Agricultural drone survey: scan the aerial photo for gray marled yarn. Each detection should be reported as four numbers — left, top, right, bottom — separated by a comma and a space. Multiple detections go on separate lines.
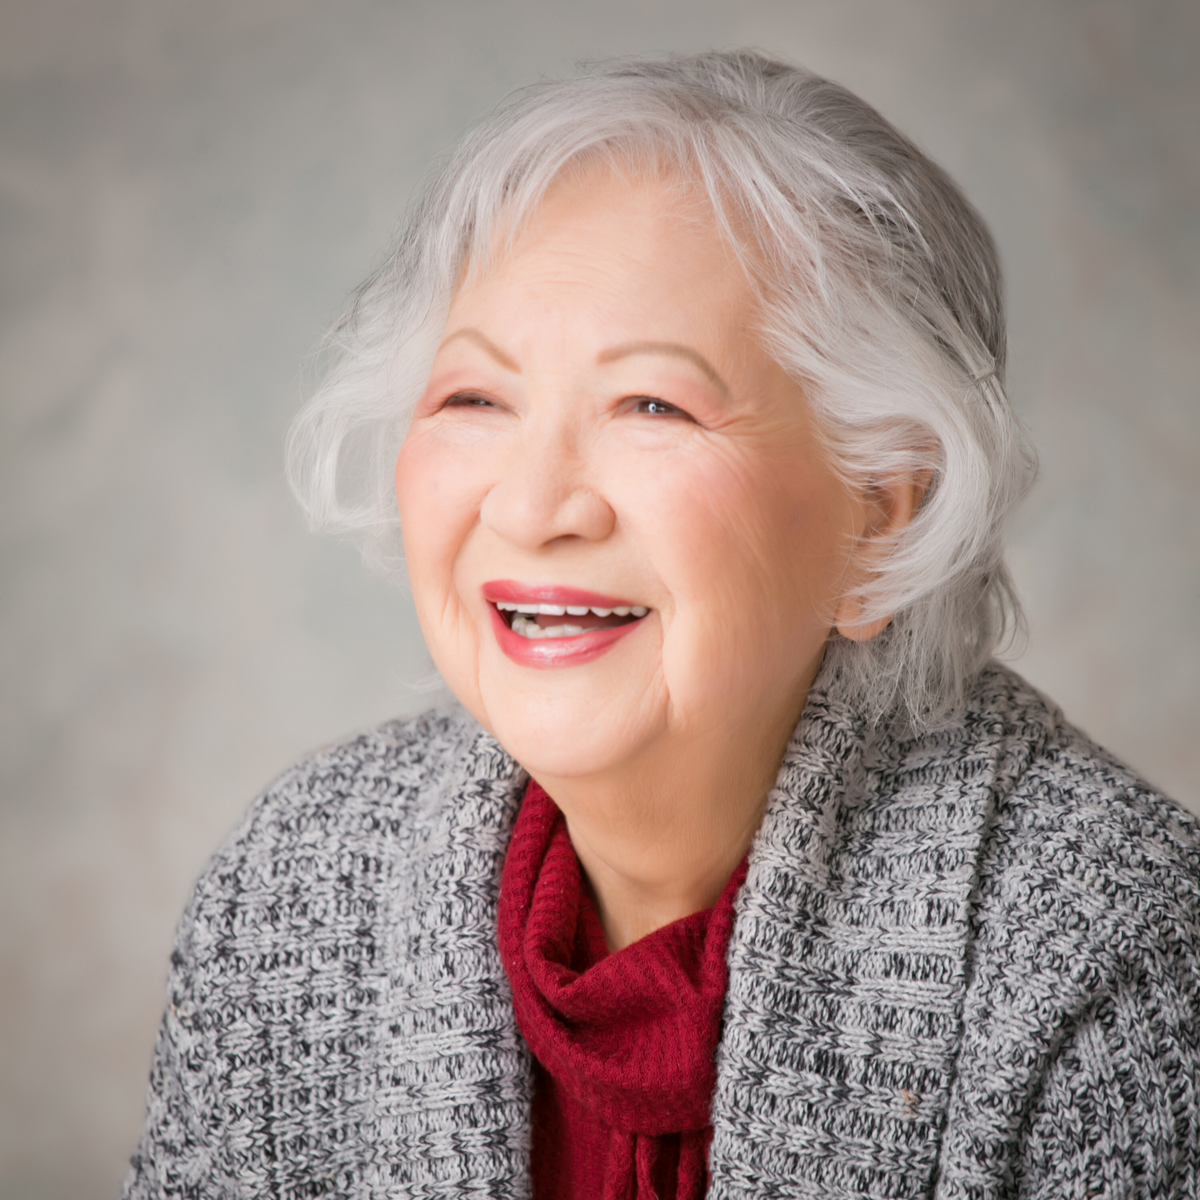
125, 665, 1200, 1199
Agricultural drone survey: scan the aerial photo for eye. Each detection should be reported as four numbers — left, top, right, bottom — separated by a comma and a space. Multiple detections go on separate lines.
444, 391, 496, 409
632, 397, 687, 418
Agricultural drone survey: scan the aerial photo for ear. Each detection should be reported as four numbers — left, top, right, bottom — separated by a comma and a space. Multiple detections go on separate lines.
834, 468, 932, 643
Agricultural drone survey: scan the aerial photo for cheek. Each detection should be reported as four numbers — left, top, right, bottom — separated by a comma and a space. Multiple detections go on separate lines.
395, 430, 492, 717
394, 435, 437, 574
395, 431, 482, 602
395, 425, 465, 517
639, 448, 850, 622
674, 477, 847, 720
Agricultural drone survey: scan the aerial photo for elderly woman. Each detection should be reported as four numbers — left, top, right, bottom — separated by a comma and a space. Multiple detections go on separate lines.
125, 52, 1200, 1200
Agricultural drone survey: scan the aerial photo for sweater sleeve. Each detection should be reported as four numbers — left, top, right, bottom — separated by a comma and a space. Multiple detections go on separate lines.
1015, 954, 1200, 1199
122, 887, 240, 1200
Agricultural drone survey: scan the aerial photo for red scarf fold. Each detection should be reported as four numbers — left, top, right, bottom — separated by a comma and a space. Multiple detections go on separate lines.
498, 780, 747, 1200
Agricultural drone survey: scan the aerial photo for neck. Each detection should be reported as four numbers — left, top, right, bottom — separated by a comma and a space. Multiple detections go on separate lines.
533, 707, 802, 951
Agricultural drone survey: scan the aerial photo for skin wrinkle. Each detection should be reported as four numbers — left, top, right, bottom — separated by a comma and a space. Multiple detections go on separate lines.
396, 162, 923, 949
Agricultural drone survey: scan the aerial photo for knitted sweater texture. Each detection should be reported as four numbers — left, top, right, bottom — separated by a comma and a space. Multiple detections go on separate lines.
124, 664, 1200, 1199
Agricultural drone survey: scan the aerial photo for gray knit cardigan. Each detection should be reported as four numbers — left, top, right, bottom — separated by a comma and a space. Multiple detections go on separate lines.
124, 663, 1200, 1199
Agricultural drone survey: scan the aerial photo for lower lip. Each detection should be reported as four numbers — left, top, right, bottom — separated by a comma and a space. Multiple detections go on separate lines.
488, 605, 642, 668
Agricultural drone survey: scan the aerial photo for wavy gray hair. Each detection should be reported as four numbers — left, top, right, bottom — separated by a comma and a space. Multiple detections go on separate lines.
287, 50, 1036, 728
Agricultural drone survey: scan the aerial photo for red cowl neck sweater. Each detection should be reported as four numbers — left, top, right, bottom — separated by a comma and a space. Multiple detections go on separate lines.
498, 780, 747, 1200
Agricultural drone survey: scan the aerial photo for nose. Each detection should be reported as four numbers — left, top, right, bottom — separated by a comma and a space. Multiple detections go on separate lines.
479, 419, 616, 550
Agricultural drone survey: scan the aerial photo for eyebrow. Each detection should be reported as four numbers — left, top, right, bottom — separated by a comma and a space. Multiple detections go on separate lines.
597, 341, 731, 398
438, 328, 520, 372
438, 330, 731, 399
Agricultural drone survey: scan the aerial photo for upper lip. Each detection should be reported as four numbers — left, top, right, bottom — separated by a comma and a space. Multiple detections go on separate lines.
482, 580, 646, 609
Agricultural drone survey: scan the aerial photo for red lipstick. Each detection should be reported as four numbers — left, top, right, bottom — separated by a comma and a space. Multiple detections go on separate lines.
482, 581, 640, 609
482, 580, 648, 669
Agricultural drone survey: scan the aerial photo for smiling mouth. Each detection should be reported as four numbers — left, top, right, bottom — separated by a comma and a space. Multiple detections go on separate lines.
494, 600, 650, 640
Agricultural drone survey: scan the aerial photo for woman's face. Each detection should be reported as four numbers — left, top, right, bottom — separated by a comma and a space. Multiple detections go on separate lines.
396, 165, 864, 784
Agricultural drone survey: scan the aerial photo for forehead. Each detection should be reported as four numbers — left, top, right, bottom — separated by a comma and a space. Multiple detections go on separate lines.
447, 161, 758, 335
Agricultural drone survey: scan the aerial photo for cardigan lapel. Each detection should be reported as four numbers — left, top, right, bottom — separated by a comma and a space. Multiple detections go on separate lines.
709, 673, 999, 1200
370, 716, 533, 1198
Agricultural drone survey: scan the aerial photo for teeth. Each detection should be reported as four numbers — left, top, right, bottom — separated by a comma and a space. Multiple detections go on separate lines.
511, 614, 586, 640
495, 600, 653, 628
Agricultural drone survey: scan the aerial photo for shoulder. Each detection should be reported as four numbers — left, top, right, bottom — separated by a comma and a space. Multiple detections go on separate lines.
952, 667, 1200, 1081
183, 704, 493, 939
959, 663, 1200, 941
930, 667, 1200, 1191
128, 710, 531, 1195
235, 703, 482, 837
164, 701, 505, 1050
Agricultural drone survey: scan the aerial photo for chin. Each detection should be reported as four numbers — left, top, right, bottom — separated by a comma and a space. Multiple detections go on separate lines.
484, 694, 660, 784
494, 729, 615, 783
469, 639, 661, 778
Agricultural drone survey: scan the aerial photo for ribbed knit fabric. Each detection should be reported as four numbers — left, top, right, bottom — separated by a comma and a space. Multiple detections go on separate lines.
123, 663, 1200, 1199
498, 779, 747, 1200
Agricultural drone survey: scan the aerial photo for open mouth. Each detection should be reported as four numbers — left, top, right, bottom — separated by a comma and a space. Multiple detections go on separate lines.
494, 600, 650, 640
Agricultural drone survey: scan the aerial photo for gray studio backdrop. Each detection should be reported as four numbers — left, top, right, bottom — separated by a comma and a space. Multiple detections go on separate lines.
2, 1, 1197, 1196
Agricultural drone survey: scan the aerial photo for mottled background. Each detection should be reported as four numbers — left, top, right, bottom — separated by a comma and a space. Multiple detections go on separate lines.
1, 1, 1197, 1195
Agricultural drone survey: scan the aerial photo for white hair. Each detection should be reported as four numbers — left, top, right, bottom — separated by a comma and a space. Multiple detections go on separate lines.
287, 50, 1036, 728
